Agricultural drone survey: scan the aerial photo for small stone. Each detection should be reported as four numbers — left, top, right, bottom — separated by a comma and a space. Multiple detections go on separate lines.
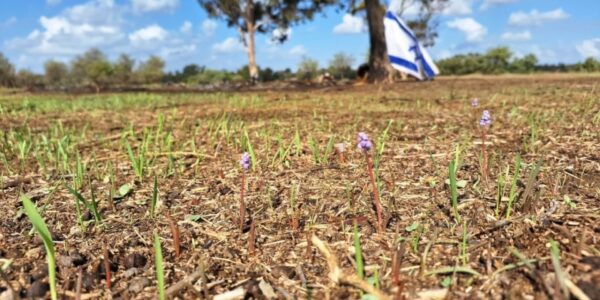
124, 253, 147, 269
82, 273, 96, 291
128, 277, 151, 293
27, 281, 49, 298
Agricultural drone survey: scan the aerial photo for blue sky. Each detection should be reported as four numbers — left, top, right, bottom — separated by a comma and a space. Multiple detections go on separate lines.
1, 0, 599, 73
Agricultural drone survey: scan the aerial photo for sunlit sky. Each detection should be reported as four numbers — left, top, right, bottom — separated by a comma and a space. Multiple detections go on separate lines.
1, 0, 599, 72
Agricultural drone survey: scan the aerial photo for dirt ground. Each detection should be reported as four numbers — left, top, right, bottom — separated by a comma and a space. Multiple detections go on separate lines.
0, 74, 599, 299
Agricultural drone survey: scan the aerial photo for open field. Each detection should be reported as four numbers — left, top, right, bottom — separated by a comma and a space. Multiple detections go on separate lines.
0, 75, 599, 299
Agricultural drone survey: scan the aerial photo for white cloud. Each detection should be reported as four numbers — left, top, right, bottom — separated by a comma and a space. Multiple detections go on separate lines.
390, 0, 472, 17
129, 25, 168, 45
501, 30, 531, 42
131, 0, 179, 13
47, 0, 62, 5
480, 0, 518, 10
333, 14, 366, 34
212, 37, 245, 53
442, 0, 473, 16
271, 28, 292, 43
509, 8, 569, 26
180, 21, 192, 33
201, 19, 217, 36
5, 3, 124, 57
289, 45, 306, 56
447, 18, 487, 42
576, 38, 600, 58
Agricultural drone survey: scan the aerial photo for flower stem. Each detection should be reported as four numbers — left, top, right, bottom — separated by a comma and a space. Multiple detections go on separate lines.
365, 152, 383, 233
239, 171, 246, 232
481, 128, 489, 183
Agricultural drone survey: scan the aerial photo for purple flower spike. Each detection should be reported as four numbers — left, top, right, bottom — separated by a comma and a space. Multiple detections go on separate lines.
357, 132, 373, 151
240, 152, 251, 170
471, 98, 479, 107
479, 110, 492, 127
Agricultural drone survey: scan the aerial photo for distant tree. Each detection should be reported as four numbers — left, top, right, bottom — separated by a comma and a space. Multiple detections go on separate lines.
44, 60, 69, 88
328, 52, 355, 79
0, 52, 16, 87
197, 0, 337, 81
483, 47, 512, 74
297, 57, 319, 80
113, 54, 135, 85
182, 64, 203, 81
71, 48, 113, 92
137, 56, 165, 84
510, 54, 538, 73
581, 57, 600, 72
16, 70, 43, 90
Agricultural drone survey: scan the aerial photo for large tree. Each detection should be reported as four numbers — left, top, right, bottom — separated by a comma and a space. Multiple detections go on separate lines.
44, 60, 69, 88
136, 56, 165, 84
197, 0, 337, 81
351, 0, 447, 82
71, 48, 113, 92
0, 52, 16, 87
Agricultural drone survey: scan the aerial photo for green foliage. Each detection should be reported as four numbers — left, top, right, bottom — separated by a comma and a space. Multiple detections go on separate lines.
21, 196, 57, 300
328, 52, 355, 79
137, 56, 165, 84
438, 47, 535, 75
71, 48, 113, 91
0, 52, 16, 87
113, 54, 135, 85
297, 57, 320, 80
44, 60, 69, 88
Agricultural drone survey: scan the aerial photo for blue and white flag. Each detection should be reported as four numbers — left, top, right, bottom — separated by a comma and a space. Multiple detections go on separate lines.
384, 8, 439, 80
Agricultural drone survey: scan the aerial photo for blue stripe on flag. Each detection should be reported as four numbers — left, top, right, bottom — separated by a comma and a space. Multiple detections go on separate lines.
388, 55, 418, 72
385, 11, 436, 78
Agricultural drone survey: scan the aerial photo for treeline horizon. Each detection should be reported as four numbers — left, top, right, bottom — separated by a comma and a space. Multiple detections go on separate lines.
1, 46, 599, 90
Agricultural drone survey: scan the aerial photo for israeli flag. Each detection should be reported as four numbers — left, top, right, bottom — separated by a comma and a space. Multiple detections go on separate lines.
384, 8, 439, 80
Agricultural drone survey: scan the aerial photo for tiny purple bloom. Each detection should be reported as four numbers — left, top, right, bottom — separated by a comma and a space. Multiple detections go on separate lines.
357, 132, 373, 151
471, 98, 479, 107
479, 110, 492, 127
240, 152, 251, 170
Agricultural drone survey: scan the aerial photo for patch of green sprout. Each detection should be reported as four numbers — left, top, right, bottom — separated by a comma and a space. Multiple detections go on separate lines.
66, 184, 102, 227
124, 135, 147, 182
448, 159, 461, 223
550, 240, 569, 299
21, 196, 58, 300
505, 154, 522, 219
353, 222, 364, 280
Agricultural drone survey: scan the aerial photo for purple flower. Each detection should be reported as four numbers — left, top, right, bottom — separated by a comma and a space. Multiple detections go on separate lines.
471, 98, 479, 107
479, 110, 492, 127
240, 152, 251, 170
357, 132, 373, 151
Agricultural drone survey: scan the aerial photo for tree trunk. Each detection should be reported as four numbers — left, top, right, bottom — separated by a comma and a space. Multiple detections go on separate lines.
365, 0, 392, 82
244, 0, 259, 81
246, 28, 258, 80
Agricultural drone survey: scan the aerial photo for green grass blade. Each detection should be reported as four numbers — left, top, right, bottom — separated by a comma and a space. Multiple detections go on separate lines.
151, 175, 158, 218
353, 223, 364, 279
21, 196, 57, 300
448, 160, 460, 222
154, 233, 165, 300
